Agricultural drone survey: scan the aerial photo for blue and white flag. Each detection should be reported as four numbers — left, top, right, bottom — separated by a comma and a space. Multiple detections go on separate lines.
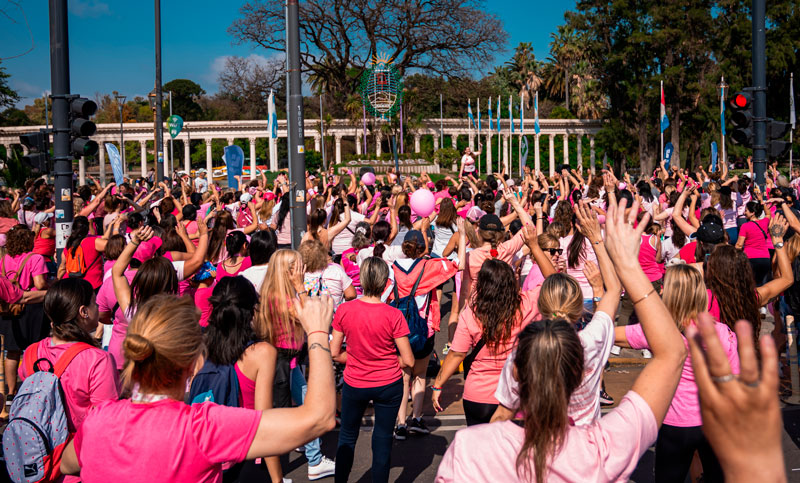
477, 98, 481, 133
268, 90, 278, 139
791, 74, 796, 129
519, 97, 524, 132
660, 81, 670, 132
488, 98, 493, 131
224, 145, 245, 189
711, 141, 718, 172
534, 91, 541, 135
509, 95, 514, 133
496, 96, 501, 133
468, 99, 475, 129
105, 143, 124, 186
664, 142, 674, 170
720, 85, 726, 137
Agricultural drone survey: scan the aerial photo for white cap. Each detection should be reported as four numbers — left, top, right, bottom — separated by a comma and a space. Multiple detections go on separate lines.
240, 193, 253, 203
34, 212, 53, 225
197, 168, 207, 174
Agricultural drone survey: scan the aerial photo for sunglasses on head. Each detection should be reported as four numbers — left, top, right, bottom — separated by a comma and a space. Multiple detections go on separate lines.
545, 248, 563, 255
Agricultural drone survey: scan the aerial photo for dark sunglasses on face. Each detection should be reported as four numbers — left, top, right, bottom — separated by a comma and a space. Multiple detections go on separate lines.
545, 248, 563, 255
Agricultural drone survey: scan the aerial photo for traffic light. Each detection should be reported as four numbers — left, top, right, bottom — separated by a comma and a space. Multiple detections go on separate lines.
69, 97, 98, 157
19, 130, 49, 173
767, 119, 792, 159
729, 90, 754, 147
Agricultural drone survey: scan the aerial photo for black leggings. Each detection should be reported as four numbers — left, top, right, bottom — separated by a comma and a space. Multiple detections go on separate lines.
655, 424, 723, 483
749, 257, 772, 287
462, 399, 498, 426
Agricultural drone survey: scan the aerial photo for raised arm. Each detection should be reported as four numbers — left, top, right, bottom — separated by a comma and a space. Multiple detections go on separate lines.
576, 200, 620, 316
755, 214, 792, 305
672, 187, 698, 237
113, 226, 154, 314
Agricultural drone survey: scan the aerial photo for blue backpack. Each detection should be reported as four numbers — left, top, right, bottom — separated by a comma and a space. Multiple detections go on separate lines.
391, 263, 431, 353
188, 360, 241, 407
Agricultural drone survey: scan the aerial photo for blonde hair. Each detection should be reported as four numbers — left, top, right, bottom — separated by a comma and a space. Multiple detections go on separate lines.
299, 239, 329, 273
394, 191, 408, 208
537, 273, 584, 323
256, 249, 304, 347
122, 294, 203, 393
258, 198, 276, 222
661, 264, 707, 331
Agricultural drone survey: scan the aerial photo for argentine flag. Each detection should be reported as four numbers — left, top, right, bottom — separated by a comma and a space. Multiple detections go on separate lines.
496, 96, 501, 133
660, 83, 670, 133
488, 99, 493, 131
534, 91, 541, 135
468, 99, 475, 129
268, 90, 278, 139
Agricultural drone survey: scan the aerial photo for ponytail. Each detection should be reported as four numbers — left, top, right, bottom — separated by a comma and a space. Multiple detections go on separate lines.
373, 240, 386, 259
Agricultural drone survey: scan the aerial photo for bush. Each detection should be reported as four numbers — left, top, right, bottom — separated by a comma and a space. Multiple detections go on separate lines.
433, 147, 460, 167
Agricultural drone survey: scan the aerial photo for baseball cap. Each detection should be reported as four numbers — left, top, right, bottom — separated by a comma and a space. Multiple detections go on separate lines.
466, 206, 486, 223
34, 212, 53, 225
696, 222, 725, 244
478, 213, 504, 232
403, 230, 425, 246
264, 192, 276, 201
196, 168, 207, 174
240, 193, 253, 203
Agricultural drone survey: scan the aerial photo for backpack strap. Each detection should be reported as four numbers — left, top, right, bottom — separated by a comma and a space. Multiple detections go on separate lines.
23, 340, 42, 376
82, 247, 102, 275
1, 253, 35, 287
408, 262, 427, 299
750, 220, 768, 240
53, 342, 94, 378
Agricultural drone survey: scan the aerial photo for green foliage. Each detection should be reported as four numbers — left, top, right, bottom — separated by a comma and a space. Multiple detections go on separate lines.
433, 147, 460, 167
0, 60, 20, 112
549, 106, 575, 119
1, 149, 31, 188
304, 150, 323, 172
163, 79, 205, 122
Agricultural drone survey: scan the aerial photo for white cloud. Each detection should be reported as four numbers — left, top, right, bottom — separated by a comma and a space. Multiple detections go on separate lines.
204, 53, 285, 90
71, 0, 110, 18
10, 79, 45, 101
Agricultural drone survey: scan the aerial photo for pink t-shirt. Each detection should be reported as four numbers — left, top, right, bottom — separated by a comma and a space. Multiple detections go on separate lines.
464, 231, 526, 294
65, 236, 104, 289
74, 399, 261, 483
215, 257, 252, 281
1, 252, 47, 291
639, 235, 665, 283
332, 299, 409, 388
450, 290, 539, 404
194, 285, 216, 328
19, 338, 119, 432
625, 321, 739, 427
739, 218, 772, 259
435, 391, 657, 483
96, 270, 136, 370
560, 234, 599, 300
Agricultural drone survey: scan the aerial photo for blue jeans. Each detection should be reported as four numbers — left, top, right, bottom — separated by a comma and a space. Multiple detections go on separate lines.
335, 378, 403, 483
291, 366, 322, 466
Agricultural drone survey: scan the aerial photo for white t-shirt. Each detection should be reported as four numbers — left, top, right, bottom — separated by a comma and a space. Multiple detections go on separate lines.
357, 244, 407, 266
172, 260, 186, 281
194, 177, 208, 193
660, 237, 682, 265
303, 264, 353, 307
461, 154, 476, 173
331, 211, 366, 255
494, 310, 614, 426
240, 264, 269, 292
430, 221, 457, 259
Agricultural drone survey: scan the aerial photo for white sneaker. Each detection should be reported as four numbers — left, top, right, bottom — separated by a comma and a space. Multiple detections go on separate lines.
308, 456, 336, 480
642, 349, 653, 359
610, 345, 621, 356
283, 479, 293, 483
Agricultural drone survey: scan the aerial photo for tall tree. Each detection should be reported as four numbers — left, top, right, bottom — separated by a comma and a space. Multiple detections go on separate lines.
228, 0, 507, 101
0, 60, 20, 111
215, 56, 283, 120
505, 42, 543, 108
163, 79, 206, 121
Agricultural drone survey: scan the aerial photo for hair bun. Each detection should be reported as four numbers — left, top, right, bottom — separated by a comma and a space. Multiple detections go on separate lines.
124, 333, 155, 362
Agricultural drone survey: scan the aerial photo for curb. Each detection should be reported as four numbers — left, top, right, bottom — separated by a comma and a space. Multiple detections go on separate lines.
608, 357, 649, 366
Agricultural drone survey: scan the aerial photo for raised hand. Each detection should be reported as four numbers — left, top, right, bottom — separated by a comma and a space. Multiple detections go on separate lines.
603, 197, 648, 265
296, 295, 334, 336
132, 226, 154, 245
575, 200, 602, 243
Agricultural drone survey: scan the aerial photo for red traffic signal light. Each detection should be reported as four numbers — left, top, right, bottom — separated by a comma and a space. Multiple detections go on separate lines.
731, 93, 751, 109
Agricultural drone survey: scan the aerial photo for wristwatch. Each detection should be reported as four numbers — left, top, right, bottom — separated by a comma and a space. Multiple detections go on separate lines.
774, 241, 785, 249
592, 296, 602, 303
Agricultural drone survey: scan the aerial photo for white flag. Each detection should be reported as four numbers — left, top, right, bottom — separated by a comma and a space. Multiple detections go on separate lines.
791, 73, 796, 129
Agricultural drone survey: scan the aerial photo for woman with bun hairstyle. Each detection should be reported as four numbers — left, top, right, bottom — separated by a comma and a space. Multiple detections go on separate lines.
204, 276, 282, 483
18, 279, 118, 437
60, 293, 337, 482
216, 231, 251, 280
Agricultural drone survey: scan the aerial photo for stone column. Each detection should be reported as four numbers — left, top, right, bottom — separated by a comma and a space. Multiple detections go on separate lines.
590, 136, 596, 174
376, 132, 382, 157
205, 139, 213, 176
314, 135, 321, 152
335, 135, 342, 166
227, 138, 235, 146
414, 134, 421, 153
563, 133, 569, 167
451, 134, 458, 150
184, 138, 191, 173
576, 135, 583, 173
432, 134, 439, 151
548, 134, 555, 177
469, 133, 475, 151
355, 133, 362, 155
163, 140, 170, 178
502, 135, 509, 172
534, 134, 541, 174
98, 143, 106, 185
140, 140, 147, 177
486, 133, 492, 175
249, 137, 257, 182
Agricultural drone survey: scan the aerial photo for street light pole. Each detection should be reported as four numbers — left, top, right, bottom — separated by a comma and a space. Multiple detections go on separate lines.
115, 94, 126, 178
169, 90, 173, 176
286, 0, 307, 248
154, 0, 164, 182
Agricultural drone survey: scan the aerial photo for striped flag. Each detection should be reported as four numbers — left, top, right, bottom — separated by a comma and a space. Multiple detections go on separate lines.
720, 84, 726, 136
268, 90, 277, 139
488, 98, 493, 131
468, 99, 475, 129
477, 98, 481, 132
534, 91, 541, 134
791, 74, 796, 129
660, 81, 670, 132
509, 95, 514, 133
519, 96, 524, 132
496, 96, 501, 133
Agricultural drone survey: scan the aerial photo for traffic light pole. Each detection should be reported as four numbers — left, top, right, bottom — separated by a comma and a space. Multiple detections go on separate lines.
49, 0, 73, 260
752, 0, 767, 186
154, 0, 164, 182
286, 0, 307, 248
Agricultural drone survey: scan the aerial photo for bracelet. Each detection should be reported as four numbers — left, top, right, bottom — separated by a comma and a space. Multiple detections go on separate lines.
430, 386, 442, 392
307, 330, 328, 338
632, 288, 656, 306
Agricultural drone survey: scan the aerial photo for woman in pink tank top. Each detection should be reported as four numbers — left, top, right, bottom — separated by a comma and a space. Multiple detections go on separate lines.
204, 276, 281, 482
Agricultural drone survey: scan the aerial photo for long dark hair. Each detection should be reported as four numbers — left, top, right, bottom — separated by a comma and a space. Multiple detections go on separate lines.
208, 211, 235, 262
705, 245, 761, 336
225, 230, 248, 258
44, 278, 99, 346
514, 320, 584, 483
329, 198, 346, 227
130, 257, 179, 311
276, 193, 291, 231
436, 198, 458, 228
206, 276, 259, 365
249, 229, 277, 265
398, 205, 413, 230
307, 209, 327, 240
372, 220, 391, 259
469, 259, 522, 353
66, 216, 90, 256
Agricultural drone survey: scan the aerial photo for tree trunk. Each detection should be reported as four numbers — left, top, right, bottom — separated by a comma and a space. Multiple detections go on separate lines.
565, 69, 570, 112
670, 107, 681, 169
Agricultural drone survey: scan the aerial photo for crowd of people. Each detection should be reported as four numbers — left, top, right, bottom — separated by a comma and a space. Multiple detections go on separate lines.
0, 151, 792, 482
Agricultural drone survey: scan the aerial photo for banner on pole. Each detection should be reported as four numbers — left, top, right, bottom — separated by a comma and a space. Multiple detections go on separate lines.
710, 141, 718, 172
105, 143, 124, 186
167, 115, 184, 139
664, 142, 674, 170
224, 145, 245, 189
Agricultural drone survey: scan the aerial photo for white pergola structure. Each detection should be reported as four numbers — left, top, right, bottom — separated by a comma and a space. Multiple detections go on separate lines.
0, 118, 602, 186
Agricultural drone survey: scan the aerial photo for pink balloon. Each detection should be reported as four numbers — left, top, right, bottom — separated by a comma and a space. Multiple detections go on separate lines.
410, 189, 435, 217
361, 172, 376, 186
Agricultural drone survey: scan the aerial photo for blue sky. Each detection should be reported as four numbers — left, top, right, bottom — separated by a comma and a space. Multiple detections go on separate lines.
1, 0, 574, 107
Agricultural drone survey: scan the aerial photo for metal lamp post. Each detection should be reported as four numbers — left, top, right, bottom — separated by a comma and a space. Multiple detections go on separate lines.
115, 94, 126, 177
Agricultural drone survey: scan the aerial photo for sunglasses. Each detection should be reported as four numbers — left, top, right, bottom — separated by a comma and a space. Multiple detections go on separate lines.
545, 248, 564, 255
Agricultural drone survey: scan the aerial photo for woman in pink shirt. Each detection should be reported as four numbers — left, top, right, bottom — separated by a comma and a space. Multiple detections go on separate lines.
615, 265, 733, 482
60, 294, 338, 483
436, 197, 688, 483
215, 231, 252, 280
331, 257, 415, 483
57, 216, 108, 290
734, 201, 772, 285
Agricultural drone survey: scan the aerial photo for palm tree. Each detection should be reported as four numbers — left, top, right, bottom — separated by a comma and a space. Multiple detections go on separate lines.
505, 42, 543, 108
545, 25, 584, 111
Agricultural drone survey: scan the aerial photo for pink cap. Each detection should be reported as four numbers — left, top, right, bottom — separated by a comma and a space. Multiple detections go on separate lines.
427, 182, 435, 189
264, 192, 276, 201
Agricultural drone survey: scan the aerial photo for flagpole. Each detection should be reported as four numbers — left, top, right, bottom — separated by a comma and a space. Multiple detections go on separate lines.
660, 80, 664, 166
791, 73, 795, 173
477, 98, 481, 175
720, 76, 727, 173
468, 98, 472, 153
